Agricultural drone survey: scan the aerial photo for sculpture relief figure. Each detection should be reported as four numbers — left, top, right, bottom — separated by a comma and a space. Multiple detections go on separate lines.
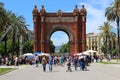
73, 5, 79, 16
40, 5, 46, 16
32, 5, 38, 23
40, 5, 46, 22
73, 5, 79, 21
73, 5, 79, 22
57, 9, 62, 16
80, 5, 87, 22
57, 9, 63, 22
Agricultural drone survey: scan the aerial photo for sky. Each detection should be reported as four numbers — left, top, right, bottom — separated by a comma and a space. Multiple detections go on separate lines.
2, 0, 114, 46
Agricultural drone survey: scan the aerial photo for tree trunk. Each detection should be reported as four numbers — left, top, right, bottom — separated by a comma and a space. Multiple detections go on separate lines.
4, 35, 7, 56
12, 31, 15, 56
17, 36, 20, 56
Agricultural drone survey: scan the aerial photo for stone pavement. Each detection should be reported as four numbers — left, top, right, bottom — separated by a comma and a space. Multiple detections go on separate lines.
0, 65, 28, 69
0, 63, 120, 80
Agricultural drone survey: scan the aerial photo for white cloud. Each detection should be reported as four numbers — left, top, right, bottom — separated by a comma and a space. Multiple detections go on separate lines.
86, 3, 106, 33
79, 0, 113, 34
90, 0, 113, 8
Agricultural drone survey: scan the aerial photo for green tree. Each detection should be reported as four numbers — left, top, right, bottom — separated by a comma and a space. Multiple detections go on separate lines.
0, 10, 12, 56
0, 2, 29, 56
0, 2, 5, 32
98, 22, 116, 56
23, 40, 33, 54
50, 40, 55, 53
6, 12, 29, 56
105, 0, 120, 57
0, 10, 29, 56
0, 42, 5, 56
60, 42, 69, 53
0, 40, 13, 56
14, 15, 29, 55
105, 0, 120, 23
112, 47, 118, 56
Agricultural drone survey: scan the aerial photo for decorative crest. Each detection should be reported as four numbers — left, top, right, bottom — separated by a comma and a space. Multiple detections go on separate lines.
57, 9, 63, 17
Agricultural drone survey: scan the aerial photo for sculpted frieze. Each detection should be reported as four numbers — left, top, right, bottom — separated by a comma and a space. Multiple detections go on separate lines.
45, 17, 74, 22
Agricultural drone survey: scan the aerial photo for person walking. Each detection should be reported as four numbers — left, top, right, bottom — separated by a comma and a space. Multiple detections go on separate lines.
41, 56, 47, 72
80, 57, 85, 71
35, 54, 39, 67
48, 54, 53, 72
14, 56, 19, 66
73, 56, 78, 71
66, 56, 72, 72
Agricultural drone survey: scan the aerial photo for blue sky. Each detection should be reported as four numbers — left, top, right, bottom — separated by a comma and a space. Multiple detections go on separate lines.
2, 0, 114, 46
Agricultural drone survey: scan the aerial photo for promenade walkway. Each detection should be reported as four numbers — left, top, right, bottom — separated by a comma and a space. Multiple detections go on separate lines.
0, 63, 120, 80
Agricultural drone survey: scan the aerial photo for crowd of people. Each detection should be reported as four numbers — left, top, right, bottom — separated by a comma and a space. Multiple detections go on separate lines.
0, 53, 103, 72
0, 55, 33, 66
36, 53, 103, 72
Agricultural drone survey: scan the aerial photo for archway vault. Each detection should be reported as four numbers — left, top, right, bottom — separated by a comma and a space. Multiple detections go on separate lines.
46, 25, 73, 42
32, 5, 87, 55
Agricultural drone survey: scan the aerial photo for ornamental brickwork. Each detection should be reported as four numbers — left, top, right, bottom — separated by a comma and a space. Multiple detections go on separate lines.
32, 5, 87, 55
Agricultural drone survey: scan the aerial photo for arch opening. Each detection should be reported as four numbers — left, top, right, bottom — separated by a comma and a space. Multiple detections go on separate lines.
46, 25, 73, 53
50, 31, 69, 53
46, 25, 73, 42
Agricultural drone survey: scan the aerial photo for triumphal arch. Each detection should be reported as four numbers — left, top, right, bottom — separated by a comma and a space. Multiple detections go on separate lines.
32, 5, 87, 55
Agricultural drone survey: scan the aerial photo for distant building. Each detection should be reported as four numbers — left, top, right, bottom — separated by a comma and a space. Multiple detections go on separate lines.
86, 33, 117, 55
55, 49, 60, 53
86, 33, 102, 54
55, 45, 61, 53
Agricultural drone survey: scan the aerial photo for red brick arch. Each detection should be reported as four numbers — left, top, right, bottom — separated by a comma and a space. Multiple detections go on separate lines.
32, 5, 86, 55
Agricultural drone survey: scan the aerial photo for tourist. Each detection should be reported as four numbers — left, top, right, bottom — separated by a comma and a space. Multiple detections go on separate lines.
73, 56, 78, 71
35, 54, 39, 67
48, 54, 53, 72
79, 57, 85, 71
41, 56, 47, 72
14, 56, 19, 66
66, 56, 72, 72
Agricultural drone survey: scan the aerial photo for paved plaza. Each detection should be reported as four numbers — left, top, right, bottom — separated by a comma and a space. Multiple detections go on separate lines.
0, 63, 120, 80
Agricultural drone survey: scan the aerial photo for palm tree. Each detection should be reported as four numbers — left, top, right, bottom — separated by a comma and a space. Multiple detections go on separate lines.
0, 2, 4, 21
15, 15, 29, 55
0, 2, 29, 56
105, 0, 120, 22
105, 0, 120, 58
0, 10, 29, 56
8, 12, 29, 56
0, 10, 17, 56
98, 22, 116, 56
0, 10, 12, 56
0, 2, 5, 34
